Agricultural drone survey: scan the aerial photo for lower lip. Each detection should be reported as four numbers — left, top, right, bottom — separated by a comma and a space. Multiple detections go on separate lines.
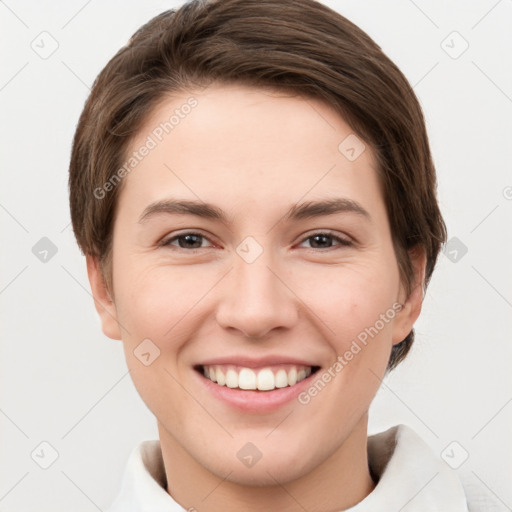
194, 369, 318, 413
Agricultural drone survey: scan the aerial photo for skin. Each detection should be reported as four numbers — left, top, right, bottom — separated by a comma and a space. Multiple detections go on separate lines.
87, 83, 426, 512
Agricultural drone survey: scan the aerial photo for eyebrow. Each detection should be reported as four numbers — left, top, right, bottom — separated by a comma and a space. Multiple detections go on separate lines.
138, 197, 371, 224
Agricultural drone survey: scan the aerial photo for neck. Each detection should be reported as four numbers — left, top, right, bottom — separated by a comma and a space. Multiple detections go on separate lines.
158, 413, 376, 512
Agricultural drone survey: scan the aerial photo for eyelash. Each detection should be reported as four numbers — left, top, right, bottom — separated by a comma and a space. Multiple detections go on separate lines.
160, 231, 353, 252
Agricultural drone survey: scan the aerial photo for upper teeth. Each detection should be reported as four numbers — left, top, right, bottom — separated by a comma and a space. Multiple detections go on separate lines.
202, 365, 312, 391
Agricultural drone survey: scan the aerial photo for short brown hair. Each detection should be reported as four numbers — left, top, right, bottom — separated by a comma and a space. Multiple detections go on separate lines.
68, 0, 447, 371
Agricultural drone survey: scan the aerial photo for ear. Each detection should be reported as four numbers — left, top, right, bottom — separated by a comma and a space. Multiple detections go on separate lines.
392, 246, 427, 345
86, 254, 122, 340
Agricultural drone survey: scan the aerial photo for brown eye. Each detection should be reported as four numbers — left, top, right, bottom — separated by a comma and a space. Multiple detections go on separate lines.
162, 232, 212, 250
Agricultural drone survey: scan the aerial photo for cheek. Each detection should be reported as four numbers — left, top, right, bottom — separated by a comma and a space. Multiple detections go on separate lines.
115, 260, 215, 343
113, 262, 202, 418
298, 265, 399, 430
298, 257, 400, 344
115, 247, 401, 350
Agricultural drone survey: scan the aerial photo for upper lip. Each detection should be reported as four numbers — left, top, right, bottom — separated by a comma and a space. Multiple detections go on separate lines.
195, 355, 320, 369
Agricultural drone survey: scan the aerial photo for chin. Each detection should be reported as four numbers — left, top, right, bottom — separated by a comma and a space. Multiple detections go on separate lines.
224, 461, 310, 487
198, 442, 321, 487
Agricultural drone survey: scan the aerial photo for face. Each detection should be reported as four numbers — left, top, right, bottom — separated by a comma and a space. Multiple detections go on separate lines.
88, 83, 423, 486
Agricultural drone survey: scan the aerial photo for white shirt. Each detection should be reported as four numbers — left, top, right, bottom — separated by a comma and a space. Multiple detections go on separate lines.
105, 424, 491, 511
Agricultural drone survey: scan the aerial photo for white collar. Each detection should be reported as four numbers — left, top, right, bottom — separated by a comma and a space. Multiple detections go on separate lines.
106, 424, 469, 511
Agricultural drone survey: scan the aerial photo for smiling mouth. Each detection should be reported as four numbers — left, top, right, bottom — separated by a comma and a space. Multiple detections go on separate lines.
195, 364, 321, 391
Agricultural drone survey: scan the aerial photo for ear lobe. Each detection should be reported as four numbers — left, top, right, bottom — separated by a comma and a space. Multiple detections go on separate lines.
392, 246, 427, 345
86, 255, 122, 340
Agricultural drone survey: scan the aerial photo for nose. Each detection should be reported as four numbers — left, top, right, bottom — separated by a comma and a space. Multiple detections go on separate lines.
215, 246, 299, 339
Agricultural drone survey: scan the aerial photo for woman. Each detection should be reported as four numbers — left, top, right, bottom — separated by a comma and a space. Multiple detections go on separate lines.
68, 0, 478, 509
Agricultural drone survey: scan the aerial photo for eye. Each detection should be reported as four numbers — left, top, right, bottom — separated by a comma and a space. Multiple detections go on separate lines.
161, 232, 214, 251
160, 230, 353, 252
298, 231, 353, 250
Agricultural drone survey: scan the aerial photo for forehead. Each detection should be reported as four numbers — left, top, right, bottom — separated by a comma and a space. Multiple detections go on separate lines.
117, 83, 382, 219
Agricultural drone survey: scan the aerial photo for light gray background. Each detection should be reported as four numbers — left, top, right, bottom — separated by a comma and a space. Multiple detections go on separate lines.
1, 1, 511, 510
